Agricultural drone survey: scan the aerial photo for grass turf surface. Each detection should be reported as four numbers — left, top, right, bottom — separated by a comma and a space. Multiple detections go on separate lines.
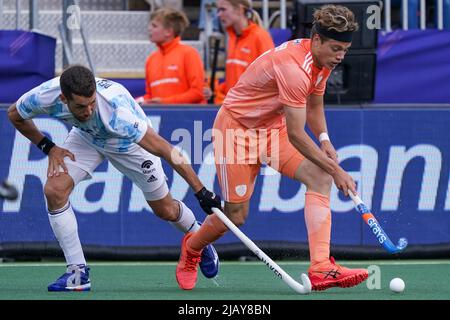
0, 260, 449, 300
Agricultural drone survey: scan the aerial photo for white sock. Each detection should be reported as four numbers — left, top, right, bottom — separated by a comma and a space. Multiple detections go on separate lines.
169, 200, 200, 233
48, 202, 86, 266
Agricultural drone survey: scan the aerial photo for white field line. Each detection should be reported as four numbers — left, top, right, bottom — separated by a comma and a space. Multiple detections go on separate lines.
0, 260, 450, 267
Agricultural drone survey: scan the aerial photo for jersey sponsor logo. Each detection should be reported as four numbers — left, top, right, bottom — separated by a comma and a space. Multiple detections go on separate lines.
141, 160, 153, 168
141, 160, 154, 174
241, 47, 251, 54
167, 65, 178, 71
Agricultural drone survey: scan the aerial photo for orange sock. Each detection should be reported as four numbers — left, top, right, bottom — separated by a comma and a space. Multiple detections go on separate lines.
187, 214, 228, 253
304, 191, 331, 268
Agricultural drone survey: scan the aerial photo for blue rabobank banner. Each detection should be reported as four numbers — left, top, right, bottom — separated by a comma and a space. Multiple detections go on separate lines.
375, 30, 450, 104
0, 107, 449, 248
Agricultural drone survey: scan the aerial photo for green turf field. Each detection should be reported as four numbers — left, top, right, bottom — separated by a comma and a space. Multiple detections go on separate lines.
0, 260, 449, 300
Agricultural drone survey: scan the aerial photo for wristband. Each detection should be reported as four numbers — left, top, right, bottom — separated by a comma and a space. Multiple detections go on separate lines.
319, 132, 330, 143
37, 136, 56, 155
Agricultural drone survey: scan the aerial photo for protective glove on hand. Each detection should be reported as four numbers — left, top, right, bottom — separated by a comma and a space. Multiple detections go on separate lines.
195, 187, 222, 215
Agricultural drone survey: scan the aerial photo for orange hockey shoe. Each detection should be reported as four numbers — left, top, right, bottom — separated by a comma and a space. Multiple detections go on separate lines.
308, 256, 369, 291
176, 233, 202, 290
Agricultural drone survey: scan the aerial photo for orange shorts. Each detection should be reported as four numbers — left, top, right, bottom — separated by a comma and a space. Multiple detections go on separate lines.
213, 108, 305, 203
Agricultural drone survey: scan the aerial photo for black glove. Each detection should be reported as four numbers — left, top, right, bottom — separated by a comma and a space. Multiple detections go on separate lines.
0, 181, 18, 201
195, 187, 222, 215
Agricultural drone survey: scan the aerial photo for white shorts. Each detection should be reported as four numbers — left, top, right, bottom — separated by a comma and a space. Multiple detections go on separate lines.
62, 130, 169, 201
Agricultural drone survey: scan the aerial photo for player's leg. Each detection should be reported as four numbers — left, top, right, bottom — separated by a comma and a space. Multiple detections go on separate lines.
45, 131, 104, 292
104, 146, 220, 280
187, 200, 250, 254
176, 108, 259, 289
293, 158, 333, 267
145, 183, 220, 279
272, 128, 368, 290
294, 160, 368, 290
145, 184, 198, 233
176, 199, 250, 290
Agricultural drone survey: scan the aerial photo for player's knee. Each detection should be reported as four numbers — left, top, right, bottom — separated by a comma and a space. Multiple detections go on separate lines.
224, 206, 247, 227
44, 182, 70, 204
317, 170, 333, 189
232, 216, 247, 227
151, 200, 179, 221
305, 166, 332, 191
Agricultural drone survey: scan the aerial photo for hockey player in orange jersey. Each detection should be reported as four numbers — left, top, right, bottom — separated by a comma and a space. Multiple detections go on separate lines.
177, 4, 369, 291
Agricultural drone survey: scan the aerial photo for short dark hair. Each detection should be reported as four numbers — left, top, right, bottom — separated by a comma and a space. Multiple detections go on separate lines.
60, 65, 96, 100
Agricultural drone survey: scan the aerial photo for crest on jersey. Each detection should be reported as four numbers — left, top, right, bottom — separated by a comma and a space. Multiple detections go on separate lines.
235, 185, 247, 197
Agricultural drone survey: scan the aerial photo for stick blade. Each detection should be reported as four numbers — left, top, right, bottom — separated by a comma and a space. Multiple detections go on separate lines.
301, 273, 312, 293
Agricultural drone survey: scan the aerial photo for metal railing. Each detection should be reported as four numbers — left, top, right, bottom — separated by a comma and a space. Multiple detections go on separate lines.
261, 0, 287, 29
0, 0, 39, 30
378, 0, 449, 31
0, 0, 3, 29
60, 0, 96, 73
1, 0, 96, 73
385, 0, 448, 31
259, 0, 449, 31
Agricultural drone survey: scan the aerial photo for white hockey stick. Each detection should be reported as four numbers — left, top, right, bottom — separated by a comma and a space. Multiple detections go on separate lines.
212, 208, 312, 295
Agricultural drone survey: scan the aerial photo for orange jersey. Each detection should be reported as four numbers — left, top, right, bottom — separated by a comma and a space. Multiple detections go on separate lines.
144, 37, 206, 104
222, 39, 331, 129
219, 22, 274, 98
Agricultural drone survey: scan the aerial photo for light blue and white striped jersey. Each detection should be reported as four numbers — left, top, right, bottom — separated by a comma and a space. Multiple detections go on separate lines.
16, 77, 151, 153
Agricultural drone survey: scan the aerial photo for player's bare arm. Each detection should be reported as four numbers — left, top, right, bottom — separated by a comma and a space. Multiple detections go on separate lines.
8, 103, 45, 144
138, 126, 204, 193
284, 105, 355, 196
306, 94, 338, 162
285, 105, 336, 174
7, 103, 75, 177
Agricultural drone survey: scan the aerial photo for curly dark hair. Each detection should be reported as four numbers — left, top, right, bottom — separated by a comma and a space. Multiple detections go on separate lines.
311, 4, 359, 41
60, 65, 96, 100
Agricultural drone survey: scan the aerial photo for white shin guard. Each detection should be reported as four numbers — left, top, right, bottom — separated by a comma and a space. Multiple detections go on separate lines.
48, 202, 86, 266
169, 200, 200, 233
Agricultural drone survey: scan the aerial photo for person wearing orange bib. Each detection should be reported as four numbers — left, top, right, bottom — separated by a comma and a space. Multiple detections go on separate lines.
136, 8, 206, 105
207, 0, 274, 104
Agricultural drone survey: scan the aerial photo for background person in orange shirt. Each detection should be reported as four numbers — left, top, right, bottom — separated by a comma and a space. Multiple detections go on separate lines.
136, 8, 206, 105
176, 4, 370, 292
205, 0, 275, 104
